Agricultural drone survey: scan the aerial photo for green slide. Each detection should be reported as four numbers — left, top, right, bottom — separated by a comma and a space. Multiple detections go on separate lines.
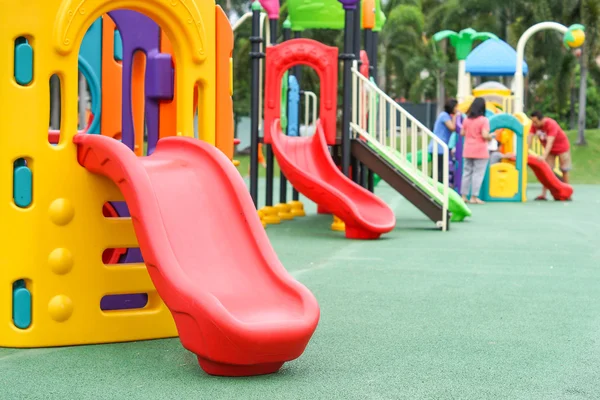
373, 150, 429, 186
368, 143, 472, 222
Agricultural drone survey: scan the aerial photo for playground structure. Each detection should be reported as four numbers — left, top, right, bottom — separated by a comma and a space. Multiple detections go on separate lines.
4, 0, 581, 381
246, 0, 388, 222
437, 26, 582, 202
244, 0, 475, 231
2, 0, 321, 377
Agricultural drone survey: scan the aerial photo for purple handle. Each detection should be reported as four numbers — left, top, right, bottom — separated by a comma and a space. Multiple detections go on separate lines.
337, 0, 359, 10
145, 51, 174, 155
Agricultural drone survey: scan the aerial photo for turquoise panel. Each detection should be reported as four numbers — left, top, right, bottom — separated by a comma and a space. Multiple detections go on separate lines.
114, 30, 123, 61
14, 38, 33, 85
13, 280, 32, 330
13, 161, 32, 208
80, 19, 103, 133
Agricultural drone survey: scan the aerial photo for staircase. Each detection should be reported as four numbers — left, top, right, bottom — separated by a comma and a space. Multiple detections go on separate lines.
350, 61, 451, 231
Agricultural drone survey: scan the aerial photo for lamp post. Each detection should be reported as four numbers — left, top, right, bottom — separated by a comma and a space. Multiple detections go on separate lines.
513, 23, 585, 114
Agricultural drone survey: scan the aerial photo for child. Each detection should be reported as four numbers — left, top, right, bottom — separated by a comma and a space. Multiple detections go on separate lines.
460, 97, 493, 204
488, 136, 515, 165
528, 111, 572, 200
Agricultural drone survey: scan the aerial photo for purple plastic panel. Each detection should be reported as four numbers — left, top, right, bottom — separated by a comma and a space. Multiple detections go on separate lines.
454, 114, 464, 193
101, 11, 175, 311
108, 10, 161, 153
107, 10, 157, 267
111, 202, 143, 264
101, 294, 148, 311
337, 0, 359, 10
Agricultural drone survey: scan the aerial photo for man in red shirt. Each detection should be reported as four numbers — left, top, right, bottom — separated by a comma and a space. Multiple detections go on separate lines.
528, 111, 572, 200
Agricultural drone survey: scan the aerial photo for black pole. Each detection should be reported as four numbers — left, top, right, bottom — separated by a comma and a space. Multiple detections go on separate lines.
249, 4, 263, 207
340, 9, 355, 178
364, 29, 373, 76
278, 22, 291, 205
354, 1, 362, 69
352, 3, 364, 186
371, 32, 378, 84
292, 31, 302, 201
264, 19, 278, 208
367, 30, 377, 191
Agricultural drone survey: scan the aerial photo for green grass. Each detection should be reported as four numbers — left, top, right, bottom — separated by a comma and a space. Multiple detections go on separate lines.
564, 129, 600, 184
234, 153, 281, 178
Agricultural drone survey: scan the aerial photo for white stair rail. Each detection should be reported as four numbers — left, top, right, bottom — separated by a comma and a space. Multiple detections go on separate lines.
303, 91, 318, 132
231, 11, 253, 32
350, 61, 449, 231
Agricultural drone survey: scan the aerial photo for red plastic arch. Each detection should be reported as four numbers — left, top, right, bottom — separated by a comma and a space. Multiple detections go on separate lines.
264, 39, 338, 145
360, 50, 370, 78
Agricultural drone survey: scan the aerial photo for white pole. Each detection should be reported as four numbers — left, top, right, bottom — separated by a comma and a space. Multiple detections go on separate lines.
514, 22, 568, 114
465, 72, 472, 98
457, 60, 467, 102
231, 12, 253, 31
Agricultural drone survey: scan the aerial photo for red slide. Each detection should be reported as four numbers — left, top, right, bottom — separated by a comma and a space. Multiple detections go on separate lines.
74, 134, 320, 377
527, 155, 573, 201
270, 120, 396, 239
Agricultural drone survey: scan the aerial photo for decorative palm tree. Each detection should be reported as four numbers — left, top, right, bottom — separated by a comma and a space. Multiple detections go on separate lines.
433, 28, 498, 101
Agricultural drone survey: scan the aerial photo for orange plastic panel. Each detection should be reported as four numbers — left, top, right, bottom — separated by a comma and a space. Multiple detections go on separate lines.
101, 15, 123, 140
132, 51, 147, 155
215, 6, 234, 159
362, 0, 375, 30
159, 32, 200, 140
159, 32, 177, 139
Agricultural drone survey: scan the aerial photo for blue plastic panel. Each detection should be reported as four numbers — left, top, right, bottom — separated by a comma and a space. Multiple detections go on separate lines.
287, 76, 300, 136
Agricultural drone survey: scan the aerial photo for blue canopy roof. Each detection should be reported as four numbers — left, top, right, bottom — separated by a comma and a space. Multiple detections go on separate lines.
466, 39, 528, 77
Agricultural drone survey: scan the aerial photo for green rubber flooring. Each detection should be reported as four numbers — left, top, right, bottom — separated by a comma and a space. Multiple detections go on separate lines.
2, 183, 600, 399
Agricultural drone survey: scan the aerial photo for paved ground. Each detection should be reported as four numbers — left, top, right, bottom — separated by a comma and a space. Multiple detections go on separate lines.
2, 183, 600, 399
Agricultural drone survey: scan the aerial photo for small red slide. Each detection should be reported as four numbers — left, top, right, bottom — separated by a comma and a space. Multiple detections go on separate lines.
74, 134, 320, 376
527, 155, 573, 201
270, 120, 396, 239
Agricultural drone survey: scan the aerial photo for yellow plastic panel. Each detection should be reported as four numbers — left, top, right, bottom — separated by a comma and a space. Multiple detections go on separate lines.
0, 0, 217, 348
488, 164, 519, 199
52, 0, 216, 144
472, 88, 512, 97
514, 112, 532, 201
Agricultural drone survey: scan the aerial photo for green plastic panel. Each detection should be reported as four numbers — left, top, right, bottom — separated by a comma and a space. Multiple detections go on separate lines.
287, 0, 386, 31
368, 142, 472, 222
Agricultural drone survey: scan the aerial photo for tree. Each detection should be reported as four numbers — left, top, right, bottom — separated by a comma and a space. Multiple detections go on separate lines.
576, 1, 600, 144
432, 28, 498, 100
